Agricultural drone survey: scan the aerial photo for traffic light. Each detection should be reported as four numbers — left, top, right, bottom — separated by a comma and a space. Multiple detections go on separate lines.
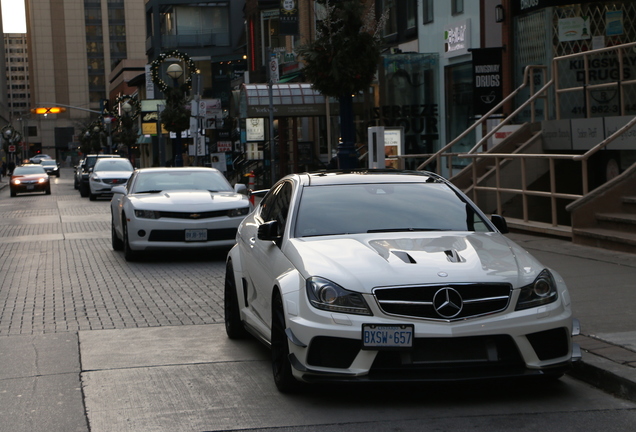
31, 107, 67, 114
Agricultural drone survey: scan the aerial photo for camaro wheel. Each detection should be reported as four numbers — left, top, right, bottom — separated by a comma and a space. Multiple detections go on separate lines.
111, 216, 124, 251
45, 188, 51, 195
224, 261, 249, 339
271, 291, 301, 393
123, 220, 140, 262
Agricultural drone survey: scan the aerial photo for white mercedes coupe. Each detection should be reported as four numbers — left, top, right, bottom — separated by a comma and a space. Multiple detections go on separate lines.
224, 170, 581, 392
111, 167, 250, 261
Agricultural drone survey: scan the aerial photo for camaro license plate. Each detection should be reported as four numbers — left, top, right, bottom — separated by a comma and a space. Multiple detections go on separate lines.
185, 229, 207, 242
27, 185, 35, 190
362, 324, 414, 349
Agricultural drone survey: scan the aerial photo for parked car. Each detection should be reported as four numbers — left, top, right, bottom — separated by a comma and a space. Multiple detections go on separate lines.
224, 170, 580, 392
111, 167, 250, 261
40, 159, 60, 177
10, 164, 51, 197
74, 159, 85, 189
29, 154, 53, 164
78, 154, 120, 197
88, 158, 134, 200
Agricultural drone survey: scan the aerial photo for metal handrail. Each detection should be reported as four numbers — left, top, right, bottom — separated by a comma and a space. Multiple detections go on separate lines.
415, 65, 549, 171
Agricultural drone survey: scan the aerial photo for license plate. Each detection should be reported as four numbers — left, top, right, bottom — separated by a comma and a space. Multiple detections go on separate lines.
27, 185, 35, 190
185, 229, 207, 241
362, 324, 414, 349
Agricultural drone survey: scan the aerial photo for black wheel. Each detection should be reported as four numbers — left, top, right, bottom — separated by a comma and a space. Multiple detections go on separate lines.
123, 220, 140, 261
89, 193, 96, 201
224, 261, 249, 339
111, 216, 124, 251
271, 291, 302, 393
10, 190, 16, 197
79, 183, 89, 197
45, 188, 51, 195
74, 178, 79, 189
56, 173, 60, 178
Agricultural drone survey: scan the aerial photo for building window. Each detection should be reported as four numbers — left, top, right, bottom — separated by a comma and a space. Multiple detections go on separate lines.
423, 0, 433, 24
406, 0, 417, 30
452, 0, 464, 15
381, 0, 398, 37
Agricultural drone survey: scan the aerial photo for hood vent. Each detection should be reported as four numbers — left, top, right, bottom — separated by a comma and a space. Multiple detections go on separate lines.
392, 251, 417, 264
444, 249, 465, 263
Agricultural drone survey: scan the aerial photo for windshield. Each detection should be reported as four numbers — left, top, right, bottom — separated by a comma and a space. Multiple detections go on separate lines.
14, 166, 46, 175
132, 170, 233, 193
294, 183, 491, 237
41, 160, 56, 166
94, 159, 133, 172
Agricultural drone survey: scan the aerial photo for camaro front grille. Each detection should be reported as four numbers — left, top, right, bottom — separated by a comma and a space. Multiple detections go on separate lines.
156, 210, 232, 219
373, 284, 512, 321
148, 228, 237, 242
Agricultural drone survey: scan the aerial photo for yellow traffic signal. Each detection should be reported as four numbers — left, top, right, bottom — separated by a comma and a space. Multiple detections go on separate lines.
31, 107, 67, 115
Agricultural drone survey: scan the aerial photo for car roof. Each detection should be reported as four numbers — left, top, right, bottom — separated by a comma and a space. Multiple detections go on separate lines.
298, 170, 444, 186
135, 167, 222, 174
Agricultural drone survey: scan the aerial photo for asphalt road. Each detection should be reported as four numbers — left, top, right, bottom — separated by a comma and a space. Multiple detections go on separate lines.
1, 168, 635, 432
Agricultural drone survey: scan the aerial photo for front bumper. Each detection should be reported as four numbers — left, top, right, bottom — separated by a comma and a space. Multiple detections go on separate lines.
126, 216, 242, 251
282, 290, 580, 383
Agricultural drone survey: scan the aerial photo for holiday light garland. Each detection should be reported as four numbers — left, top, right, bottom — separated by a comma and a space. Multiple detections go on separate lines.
113, 95, 141, 121
150, 50, 197, 93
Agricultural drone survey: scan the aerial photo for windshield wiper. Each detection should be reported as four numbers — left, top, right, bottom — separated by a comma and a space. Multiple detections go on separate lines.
135, 190, 163, 194
367, 228, 444, 233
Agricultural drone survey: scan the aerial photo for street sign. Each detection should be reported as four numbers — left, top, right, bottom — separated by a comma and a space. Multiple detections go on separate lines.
8, 145, 16, 153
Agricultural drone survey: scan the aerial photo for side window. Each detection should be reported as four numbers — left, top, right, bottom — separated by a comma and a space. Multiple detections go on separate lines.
259, 181, 293, 236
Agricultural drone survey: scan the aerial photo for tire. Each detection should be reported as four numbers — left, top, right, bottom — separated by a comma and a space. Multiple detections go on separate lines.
123, 220, 140, 261
74, 178, 79, 190
45, 188, 51, 195
56, 173, 60, 178
79, 183, 89, 197
111, 216, 124, 251
10, 190, 16, 197
271, 291, 302, 393
224, 261, 249, 339
89, 193, 97, 201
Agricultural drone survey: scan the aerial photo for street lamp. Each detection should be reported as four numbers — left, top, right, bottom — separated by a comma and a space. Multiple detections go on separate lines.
166, 63, 184, 167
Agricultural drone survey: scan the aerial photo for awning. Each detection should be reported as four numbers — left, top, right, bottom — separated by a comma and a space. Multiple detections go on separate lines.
240, 83, 327, 118
136, 135, 152, 144
278, 71, 302, 83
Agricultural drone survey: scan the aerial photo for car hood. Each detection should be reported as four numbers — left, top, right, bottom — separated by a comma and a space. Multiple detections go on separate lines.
129, 190, 249, 210
12, 174, 48, 181
93, 171, 133, 178
286, 232, 545, 292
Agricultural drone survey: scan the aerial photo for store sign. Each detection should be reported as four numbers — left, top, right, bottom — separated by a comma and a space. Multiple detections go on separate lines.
472, 48, 504, 116
246, 118, 265, 141
558, 17, 591, 42
444, 19, 471, 58
279, 0, 299, 36
217, 141, 232, 152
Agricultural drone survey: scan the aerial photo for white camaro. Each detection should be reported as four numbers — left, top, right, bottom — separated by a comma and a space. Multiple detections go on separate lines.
225, 170, 581, 392
111, 167, 251, 261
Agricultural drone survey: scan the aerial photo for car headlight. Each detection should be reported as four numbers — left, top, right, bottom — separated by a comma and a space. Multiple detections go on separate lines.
38, 178, 46, 184
90, 176, 101, 182
306, 277, 372, 315
227, 207, 250, 217
515, 269, 558, 311
134, 209, 161, 219
13, 179, 21, 185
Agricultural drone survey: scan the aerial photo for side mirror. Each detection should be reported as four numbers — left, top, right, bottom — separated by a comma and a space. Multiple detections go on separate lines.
112, 185, 127, 195
491, 214, 509, 234
234, 183, 247, 194
257, 220, 281, 242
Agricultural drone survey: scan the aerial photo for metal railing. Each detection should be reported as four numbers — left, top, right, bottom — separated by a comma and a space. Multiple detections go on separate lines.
398, 42, 636, 232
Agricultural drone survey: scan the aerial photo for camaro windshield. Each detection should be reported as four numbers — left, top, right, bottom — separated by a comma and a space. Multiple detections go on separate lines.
294, 183, 491, 237
132, 171, 234, 193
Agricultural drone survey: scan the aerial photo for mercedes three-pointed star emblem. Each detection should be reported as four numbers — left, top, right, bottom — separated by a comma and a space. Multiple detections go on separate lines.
433, 287, 463, 319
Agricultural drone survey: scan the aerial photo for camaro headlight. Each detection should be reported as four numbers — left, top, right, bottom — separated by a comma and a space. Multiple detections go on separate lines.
515, 269, 558, 310
306, 277, 372, 315
134, 209, 161, 219
38, 178, 46, 184
13, 179, 21, 185
227, 207, 250, 217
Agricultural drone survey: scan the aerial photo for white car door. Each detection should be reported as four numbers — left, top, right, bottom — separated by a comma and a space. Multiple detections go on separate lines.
242, 181, 294, 333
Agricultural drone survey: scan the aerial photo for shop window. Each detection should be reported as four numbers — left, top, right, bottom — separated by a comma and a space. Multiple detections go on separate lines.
452, 0, 464, 16
423, 0, 433, 24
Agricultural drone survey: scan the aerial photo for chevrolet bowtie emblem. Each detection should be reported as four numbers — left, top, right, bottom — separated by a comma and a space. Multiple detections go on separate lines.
189, 214, 201, 219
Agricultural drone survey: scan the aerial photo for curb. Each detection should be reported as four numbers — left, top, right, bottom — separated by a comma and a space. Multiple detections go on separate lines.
568, 352, 636, 402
